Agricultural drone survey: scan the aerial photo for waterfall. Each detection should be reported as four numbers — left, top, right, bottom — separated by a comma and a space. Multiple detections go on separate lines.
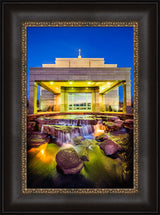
41, 124, 44, 133
56, 129, 80, 145
40, 118, 99, 145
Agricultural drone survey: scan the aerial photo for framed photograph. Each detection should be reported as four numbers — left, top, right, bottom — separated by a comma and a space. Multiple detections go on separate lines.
25, 22, 136, 192
2, 1, 158, 213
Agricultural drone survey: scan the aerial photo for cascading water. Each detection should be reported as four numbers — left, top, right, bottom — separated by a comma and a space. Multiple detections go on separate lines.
55, 124, 95, 145
79, 125, 94, 138
41, 124, 44, 133
40, 117, 99, 145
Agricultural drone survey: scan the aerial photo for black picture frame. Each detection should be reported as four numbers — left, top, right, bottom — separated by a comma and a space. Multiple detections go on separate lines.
1, 1, 158, 213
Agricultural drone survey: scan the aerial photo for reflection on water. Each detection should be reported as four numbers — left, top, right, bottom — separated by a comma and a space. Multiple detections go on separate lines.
27, 114, 133, 188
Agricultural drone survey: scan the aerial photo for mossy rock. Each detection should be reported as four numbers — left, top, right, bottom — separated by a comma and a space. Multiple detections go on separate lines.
99, 139, 122, 156
95, 132, 108, 142
56, 148, 83, 174
81, 139, 97, 147
75, 145, 89, 161
73, 136, 84, 145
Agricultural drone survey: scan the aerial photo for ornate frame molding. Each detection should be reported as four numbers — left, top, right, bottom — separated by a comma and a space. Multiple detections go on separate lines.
21, 21, 139, 194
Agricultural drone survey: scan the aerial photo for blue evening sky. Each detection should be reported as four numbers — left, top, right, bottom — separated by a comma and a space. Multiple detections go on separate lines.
27, 27, 134, 102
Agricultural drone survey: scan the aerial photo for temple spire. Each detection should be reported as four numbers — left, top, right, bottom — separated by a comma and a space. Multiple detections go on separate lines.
78, 49, 81, 58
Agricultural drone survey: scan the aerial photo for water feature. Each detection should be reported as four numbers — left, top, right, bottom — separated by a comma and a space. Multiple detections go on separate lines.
27, 114, 133, 188
40, 115, 96, 145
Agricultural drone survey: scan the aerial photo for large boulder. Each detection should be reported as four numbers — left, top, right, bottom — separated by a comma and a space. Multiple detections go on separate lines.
56, 148, 83, 174
99, 139, 122, 156
27, 132, 49, 149
107, 116, 120, 122
103, 121, 123, 131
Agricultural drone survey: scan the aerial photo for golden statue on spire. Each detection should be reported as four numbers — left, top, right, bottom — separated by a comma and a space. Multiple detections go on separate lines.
78, 49, 81, 58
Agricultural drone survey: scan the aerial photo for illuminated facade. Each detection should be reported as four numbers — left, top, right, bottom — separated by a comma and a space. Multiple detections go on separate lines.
29, 52, 131, 114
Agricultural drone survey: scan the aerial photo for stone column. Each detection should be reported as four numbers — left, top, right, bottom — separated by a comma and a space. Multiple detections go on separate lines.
123, 82, 127, 113
104, 88, 119, 112
95, 87, 100, 112
34, 82, 38, 114
55, 94, 61, 111
64, 92, 68, 111
60, 87, 65, 112
29, 82, 37, 114
92, 91, 96, 112
126, 81, 132, 114
99, 94, 105, 112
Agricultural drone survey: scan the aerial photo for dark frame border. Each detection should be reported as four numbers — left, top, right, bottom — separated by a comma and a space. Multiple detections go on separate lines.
2, 1, 158, 213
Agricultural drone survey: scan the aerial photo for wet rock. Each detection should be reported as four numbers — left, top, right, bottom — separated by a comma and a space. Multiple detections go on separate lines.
27, 121, 36, 134
55, 139, 63, 147
56, 148, 83, 174
107, 116, 120, 122
36, 116, 97, 130
81, 139, 97, 147
35, 117, 47, 131
73, 136, 85, 145
109, 130, 130, 152
115, 120, 124, 127
42, 125, 81, 137
78, 119, 97, 126
95, 132, 108, 142
124, 119, 134, 130
114, 118, 122, 122
99, 139, 122, 156
96, 115, 119, 122
103, 121, 123, 131
110, 128, 128, 136
28, 132, 49, 149
125, 119, 133, 123
75, 145, 89, 161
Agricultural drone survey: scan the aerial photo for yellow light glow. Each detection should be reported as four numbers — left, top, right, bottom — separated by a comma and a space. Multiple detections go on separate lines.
29, 143, 56, 163
41, 149, 44, 155
69, 82, 72, 84
93, 123, 105, 137
88, 82, 91, 84
50, 82, 53, 85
